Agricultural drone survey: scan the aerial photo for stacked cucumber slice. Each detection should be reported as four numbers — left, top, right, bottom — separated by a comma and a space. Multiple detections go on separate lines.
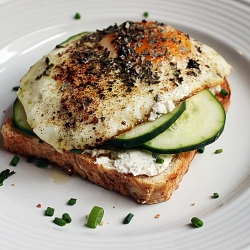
142, 90, 226, 153
107, 89, 226, 153
13, 89, 226, 154
107, 101, 186, 148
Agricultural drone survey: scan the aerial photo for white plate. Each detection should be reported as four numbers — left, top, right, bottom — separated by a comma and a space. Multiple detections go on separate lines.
0, 0, 250, 249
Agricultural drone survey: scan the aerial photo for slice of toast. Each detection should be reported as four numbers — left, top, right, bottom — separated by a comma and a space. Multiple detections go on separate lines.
1, 80, 230, 204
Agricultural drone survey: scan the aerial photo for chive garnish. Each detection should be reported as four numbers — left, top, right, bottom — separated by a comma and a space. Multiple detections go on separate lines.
220, 89, 228, 97
62, 213, 72, 223
36, 161, 48, 168
53, 217, 67, 226
123, 213, 134, 224
87, 206, 104, 228
215, 149, 223, 154
68, 198, 77, 205
12, 86, 20, 91
9, 156, 20, 166
191, 217, 203, 228
74, 12, 81, 19
143, 11, 149, 18
197, 147, 205, 153
45, 207, 55, 216
155, 157, 164, 164
0, 169, 16, 186
212, 192, 219, 199
26, 156, 35, 163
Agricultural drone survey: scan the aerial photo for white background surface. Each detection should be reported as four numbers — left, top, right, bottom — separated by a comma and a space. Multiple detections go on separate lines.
0, 1, 250, 249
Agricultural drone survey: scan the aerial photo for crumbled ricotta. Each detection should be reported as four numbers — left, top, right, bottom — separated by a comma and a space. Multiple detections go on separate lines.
209, 85, 221, 95
95, 156, 110, 165
84, 148, 110, 157
94, 149, 173, 176
148, 100, 175, 121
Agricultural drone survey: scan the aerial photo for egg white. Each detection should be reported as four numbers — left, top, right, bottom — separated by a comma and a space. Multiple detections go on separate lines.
17, 22, 230, 152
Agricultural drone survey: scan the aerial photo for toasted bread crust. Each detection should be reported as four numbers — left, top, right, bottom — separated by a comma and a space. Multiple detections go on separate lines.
216, 79, 231, 112
1, 79, 230, 204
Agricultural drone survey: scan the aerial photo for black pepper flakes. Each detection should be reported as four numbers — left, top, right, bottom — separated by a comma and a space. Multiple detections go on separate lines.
187, 59, 200, 71
83, 98, 92, 106
35, 75, 42, 80
177, 76, 183, 84
195, 45, 202, 53
65, 122, 72, 128
55, 44, 64, 49
45, 57, 50, 65
154, 95, 160, 102
187, 71, 197, 77
99, 93, 105, 100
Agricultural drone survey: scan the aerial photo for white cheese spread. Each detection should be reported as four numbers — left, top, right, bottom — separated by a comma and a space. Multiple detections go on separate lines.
93, 149, 173, 176
148, 100, 175, 121
209, 85, 221, 95
148, 82, 190, 121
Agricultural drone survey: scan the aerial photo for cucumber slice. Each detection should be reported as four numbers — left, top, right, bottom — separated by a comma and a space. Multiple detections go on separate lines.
60, 31, 91, 45
106, 101, 186, 148
142, 90, 226, 154
13, 98, 35, 136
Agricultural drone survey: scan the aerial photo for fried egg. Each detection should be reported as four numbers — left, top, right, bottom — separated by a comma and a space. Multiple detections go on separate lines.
17, 21, 231, 152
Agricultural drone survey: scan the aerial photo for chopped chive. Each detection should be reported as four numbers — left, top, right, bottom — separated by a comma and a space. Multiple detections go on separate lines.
155, 157, 164, 164
36, 161, 48, 168
197, 147, 205, 153
74, 12, 81, 19
123, 213, 134, 224
87, 206, 104, 228
9, 156, 20, 166
45, 207, 55, 216
26, 156, 35, 163
62, 213, 72, 223
0, 169, 16, 186
12, 86, 20, 91
68, 198, 77, 205
212, 192, 219, 199
143, 11, 149, 18
53, 217, 67, 226
191, 217, 203, 228
215, 149, 223, 154
220, 89, 228, 97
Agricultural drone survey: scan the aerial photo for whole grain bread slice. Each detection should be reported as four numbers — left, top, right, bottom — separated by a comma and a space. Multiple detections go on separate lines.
1, 80, 230, 204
